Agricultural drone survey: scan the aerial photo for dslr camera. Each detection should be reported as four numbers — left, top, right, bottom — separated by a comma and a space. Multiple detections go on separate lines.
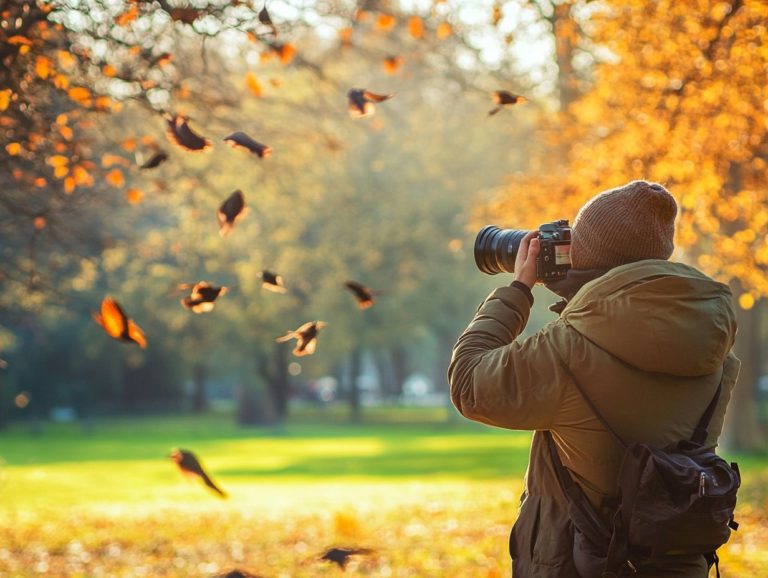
474, 220, 572, 282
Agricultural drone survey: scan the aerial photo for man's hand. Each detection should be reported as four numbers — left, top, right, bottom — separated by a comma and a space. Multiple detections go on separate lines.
514, 231, 540, 289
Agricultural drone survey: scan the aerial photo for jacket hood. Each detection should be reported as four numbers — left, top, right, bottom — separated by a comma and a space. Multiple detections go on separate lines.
562, 260, 737, 377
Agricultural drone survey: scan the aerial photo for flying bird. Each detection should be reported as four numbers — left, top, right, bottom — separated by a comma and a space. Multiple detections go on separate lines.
223, 132, 272, 158
276, 321, 327, 357
180, 281, 228, 313
168, 448, 227, 498
166, 114, 211, 151
217, 190, 247, 237
488, 91, 526, 116
140, 150, 168, 169
260, 270, 286, 293
347, 88, 393, 118
319, 547, 373, 569
92, 297, 147, 349
344, 281, 379, 309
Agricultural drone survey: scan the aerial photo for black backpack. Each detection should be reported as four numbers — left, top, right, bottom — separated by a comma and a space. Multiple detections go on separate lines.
547, 360, 740, 578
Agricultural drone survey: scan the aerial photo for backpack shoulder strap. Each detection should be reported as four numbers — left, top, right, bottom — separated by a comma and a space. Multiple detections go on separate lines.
690, 372, 725, 445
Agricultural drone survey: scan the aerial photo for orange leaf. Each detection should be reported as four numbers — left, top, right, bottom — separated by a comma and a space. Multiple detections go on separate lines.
60, 126, 73, 141
101, 154, 130, 168
5, 143, 21, 156
0, 89, 12, 111
53, 74, 69, 90
54, 165, 69, 179
338, 27, 353, 47
35, 55, 52, 79
64, 176, 76, 194
34, 216, 46, 229
103, 64, 118, 77
125, 188, 144, 205
19, 45, 30, 56
47, 155, 69, 168
115, 5, 139, 26
408, 16, 424, 39
94, 96, 112, 110
57, 50, 76, 69
72, 165, 93, 186
278, 43, 295, 64
68, 86, 92, 106
34, 178, 47, 188
7, 35, 32, 46
105, 169, 125, 188
437, 21, 453, 39
376, 13, 396, 31
121, 137, 137, 152
245, 72, 263, 97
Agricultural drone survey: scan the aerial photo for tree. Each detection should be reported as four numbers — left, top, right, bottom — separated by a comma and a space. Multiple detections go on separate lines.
483, 0, 768, 450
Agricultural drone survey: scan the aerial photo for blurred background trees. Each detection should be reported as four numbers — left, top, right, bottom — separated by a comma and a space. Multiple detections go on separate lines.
1, 0, 766, 449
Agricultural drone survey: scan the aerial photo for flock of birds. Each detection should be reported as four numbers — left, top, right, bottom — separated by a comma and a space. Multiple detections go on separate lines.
72, 6, 528, 574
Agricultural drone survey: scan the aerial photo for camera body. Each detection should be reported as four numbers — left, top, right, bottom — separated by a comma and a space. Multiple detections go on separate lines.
474, 219, 572, 281
536, 220, 572, 281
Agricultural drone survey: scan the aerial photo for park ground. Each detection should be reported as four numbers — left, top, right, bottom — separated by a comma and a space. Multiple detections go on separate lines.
0, 407, 767, 577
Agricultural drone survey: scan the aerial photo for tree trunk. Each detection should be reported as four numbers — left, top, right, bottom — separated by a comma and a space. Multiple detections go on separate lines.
266, 344, 290, 421
722, 290, 766, 451
390, 345, 410, 398
349, 346, 362, 423
191, 362, 208, 413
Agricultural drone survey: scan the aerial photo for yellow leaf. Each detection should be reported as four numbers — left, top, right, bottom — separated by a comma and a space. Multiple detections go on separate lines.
376, 13, 397, 31
19, 45, 30, 56
57, 50, 76, 69
54, 165, 69, 179
115, 5, 139, 26
72, 165, 93, 186
53, 74, 69, 90
105, 169, 125, 188
125, 188, 144, 205
5, 143, 21, 156
408, 16, 424, 39
0, 89, 11, 111
245, 72, 263, 97
35, 55, 52, 79
47, 155, 69, 168
68, 86, 93, 106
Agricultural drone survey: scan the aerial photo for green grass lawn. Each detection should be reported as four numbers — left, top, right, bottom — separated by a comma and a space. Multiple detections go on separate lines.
0, 406, 766, 576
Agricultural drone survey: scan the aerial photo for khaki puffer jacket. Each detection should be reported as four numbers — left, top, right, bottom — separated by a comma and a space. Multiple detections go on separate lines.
448, 260, 739, 577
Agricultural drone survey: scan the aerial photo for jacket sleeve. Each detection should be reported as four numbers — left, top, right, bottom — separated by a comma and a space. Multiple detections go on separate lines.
448, 285, 567, 430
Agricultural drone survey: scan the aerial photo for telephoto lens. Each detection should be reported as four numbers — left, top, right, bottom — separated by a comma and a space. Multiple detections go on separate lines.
473, 226, 529, 275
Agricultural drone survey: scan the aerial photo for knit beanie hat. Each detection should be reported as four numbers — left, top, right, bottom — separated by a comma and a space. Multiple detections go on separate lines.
570, 180, 677, 270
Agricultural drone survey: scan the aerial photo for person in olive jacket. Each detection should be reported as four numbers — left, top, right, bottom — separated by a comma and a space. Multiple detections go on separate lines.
448, 181, 739, 577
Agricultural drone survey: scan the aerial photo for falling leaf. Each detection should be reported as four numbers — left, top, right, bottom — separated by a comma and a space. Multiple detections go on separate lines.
121, 137, 137, 152
34, 177, 47, 187
103, 64, 118, 77
347, 88, 394, 118
223, 132, 271, 158
166, 115, 211, 152
72, 165, 93, 186
57, 50, 76, 69
92, 297, 147, 348
63, 176, 76, 194
245, 72, 263, 97
217, 190, 247, 237
101, 154, 130, 168
33, 216, 46, 230
739, 293, 755, 310
53, 74, 69, 90
408, 16, 424, 39
6, 143, 21, 156
488, 91, 526, 116
106, 169, 125, 188
47, 155, 69, 168
125, 188, 144, 205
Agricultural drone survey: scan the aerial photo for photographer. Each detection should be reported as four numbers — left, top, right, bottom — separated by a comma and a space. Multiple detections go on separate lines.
448, 181, 740, 577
